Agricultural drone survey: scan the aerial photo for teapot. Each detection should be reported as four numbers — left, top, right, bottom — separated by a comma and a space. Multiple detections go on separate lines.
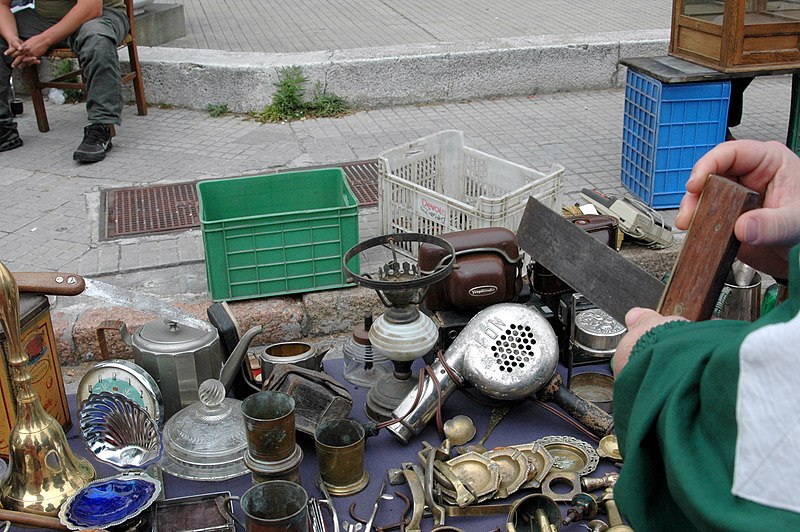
97, 318, 262, 420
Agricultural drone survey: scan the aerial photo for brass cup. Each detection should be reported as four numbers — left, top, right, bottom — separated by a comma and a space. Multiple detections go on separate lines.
241, 391, 296, 463
240, 480, 309, 532
314, 418, 369, 496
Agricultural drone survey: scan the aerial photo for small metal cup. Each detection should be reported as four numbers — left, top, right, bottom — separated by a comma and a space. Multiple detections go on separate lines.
241, 391, 296, 463
240, 480, 309, 532
259, 341, 324, 381
719, 271, 762, 322
314, 418, 369, 496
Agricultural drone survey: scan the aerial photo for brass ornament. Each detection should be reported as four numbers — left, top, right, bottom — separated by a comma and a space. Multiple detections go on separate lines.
0, 261, 95, 515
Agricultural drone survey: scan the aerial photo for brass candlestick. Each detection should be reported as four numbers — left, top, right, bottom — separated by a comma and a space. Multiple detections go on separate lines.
0, 261, 94, 515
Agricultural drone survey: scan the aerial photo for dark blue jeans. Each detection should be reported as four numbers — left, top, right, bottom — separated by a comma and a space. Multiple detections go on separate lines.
0, 6, 129, 127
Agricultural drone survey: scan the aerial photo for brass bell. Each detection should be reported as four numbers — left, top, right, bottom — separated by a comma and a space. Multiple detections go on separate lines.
0, 262, 94, 515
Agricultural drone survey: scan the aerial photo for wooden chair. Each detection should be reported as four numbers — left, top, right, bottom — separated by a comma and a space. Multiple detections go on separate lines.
23, 0, 147, 133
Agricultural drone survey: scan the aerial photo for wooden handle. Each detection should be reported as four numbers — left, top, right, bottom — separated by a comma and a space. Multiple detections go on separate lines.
12, 272, 86, 296
658, 174, 761, 321
537, 374, 614, 438
96, 319, 127, 360
0, 508, 69, 530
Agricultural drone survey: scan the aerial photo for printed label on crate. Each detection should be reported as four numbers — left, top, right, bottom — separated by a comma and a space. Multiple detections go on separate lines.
418, 197, 448, 225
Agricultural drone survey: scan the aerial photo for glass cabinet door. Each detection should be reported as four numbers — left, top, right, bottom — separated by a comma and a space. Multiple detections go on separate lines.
744, 0, 800, 24
682, 0, 725, 23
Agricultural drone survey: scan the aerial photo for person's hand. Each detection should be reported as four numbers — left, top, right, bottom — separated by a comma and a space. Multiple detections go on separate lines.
3, 35, 23, 57
613, 308, 686, 376
9, 34, 49, 68
676, 140, 800, 279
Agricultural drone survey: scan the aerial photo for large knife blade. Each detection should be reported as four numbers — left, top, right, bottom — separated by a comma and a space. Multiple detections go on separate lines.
16, 271, 213, 332
517, 174, 760, 324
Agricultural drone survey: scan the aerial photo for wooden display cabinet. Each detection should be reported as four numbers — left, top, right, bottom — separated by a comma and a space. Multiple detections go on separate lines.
670, 0, 800, 72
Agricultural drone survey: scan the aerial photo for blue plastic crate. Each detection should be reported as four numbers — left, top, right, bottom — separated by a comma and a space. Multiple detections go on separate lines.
621, 69, 730, 209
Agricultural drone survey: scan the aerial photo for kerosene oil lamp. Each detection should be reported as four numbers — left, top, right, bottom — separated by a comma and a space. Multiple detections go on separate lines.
344, 233, 454, 421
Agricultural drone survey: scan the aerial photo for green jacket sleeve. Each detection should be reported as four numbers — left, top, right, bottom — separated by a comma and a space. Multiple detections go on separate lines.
613, 247, 800, 531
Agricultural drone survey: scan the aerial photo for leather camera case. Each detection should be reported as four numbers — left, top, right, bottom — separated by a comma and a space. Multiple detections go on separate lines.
420, 227, 522, 311
531, 214, 619, 297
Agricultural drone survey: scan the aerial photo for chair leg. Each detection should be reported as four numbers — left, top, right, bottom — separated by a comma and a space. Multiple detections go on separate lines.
127, 41, 147, 116
23, 67, 50, 133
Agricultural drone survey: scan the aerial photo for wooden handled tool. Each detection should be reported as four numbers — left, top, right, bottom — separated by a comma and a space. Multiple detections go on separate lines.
12, 272, 86, 296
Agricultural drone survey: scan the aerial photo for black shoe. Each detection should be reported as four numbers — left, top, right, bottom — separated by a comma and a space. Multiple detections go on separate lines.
73, 124, 113, 163
0, 125, 22, 152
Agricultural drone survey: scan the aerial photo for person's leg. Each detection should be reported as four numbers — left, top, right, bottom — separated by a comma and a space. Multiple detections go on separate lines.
69, 6, 128, 162
726, 77, 754, 140
0, 9, 56, 150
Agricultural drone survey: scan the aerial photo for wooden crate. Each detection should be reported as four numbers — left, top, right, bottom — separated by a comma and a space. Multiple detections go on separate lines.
670, 0, 800, 72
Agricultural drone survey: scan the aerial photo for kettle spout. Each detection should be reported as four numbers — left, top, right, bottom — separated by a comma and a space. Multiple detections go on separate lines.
219, 325, 262, 391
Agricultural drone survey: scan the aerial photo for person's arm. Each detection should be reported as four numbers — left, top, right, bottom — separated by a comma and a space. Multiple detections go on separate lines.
0, 0, 23, 55
613, 308, 685, 375
9, 0, 102, 67
615, 139, 800, 375
676, 139, 800, 279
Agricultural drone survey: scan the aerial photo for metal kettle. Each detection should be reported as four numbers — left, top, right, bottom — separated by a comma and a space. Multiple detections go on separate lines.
97, 318, 262, 419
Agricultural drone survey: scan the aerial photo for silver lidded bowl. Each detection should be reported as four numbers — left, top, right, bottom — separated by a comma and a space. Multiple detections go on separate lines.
79, 391, 162, 470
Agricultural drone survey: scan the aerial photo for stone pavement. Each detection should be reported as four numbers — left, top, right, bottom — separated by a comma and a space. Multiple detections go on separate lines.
0, 74, 793, 373
0, 0, 796, 374
166, 0, 672, 54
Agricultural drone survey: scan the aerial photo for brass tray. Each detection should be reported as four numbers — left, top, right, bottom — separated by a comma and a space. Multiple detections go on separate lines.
446, 452, 500, 502
513, 442, 555, 489
534, 435, 599, 476
483, 448, 530, 498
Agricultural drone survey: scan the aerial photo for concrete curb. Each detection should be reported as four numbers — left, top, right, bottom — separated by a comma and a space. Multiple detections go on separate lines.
137, 30, 669, 112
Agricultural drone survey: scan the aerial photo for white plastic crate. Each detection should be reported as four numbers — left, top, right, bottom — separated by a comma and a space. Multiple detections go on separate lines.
379, 130, 564, 255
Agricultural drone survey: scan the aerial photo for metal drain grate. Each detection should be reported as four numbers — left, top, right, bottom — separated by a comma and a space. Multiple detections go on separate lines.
341, 159, 379, 206
102, 182, 200, 240
100, 160, 379, 240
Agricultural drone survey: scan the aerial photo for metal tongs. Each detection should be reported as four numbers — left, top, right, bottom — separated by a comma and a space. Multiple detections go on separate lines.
315, 478, 340, 532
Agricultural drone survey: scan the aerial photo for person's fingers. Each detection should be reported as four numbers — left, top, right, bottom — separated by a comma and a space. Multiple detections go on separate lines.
614, 308, 687, 376
735, 206, 800, 247
624, 307, 657, 329
675, 192, 700, 230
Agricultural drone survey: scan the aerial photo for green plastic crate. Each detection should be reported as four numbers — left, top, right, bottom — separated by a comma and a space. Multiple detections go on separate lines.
198, 168, 360, 301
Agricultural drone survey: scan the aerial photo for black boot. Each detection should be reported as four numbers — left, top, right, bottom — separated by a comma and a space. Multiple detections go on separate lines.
73, 124, 113, 163
0, 124, 22, 152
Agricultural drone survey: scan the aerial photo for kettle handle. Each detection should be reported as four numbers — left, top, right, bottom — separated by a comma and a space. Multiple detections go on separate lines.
96, 320, 131, 361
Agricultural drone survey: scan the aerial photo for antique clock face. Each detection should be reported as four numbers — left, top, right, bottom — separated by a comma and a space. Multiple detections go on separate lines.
77, 360, 164, 426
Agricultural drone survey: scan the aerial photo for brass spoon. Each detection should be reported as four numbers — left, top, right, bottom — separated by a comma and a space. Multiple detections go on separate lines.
455, 404, 511, 455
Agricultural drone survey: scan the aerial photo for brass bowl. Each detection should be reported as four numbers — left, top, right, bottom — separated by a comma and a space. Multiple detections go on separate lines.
569, 372, 614, 413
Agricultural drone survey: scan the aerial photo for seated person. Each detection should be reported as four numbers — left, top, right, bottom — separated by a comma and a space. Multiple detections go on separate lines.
0, 0, 129, 162
613, 139, 800, 530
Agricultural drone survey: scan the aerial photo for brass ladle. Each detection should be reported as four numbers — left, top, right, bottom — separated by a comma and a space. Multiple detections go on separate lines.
455, 404, 511, 455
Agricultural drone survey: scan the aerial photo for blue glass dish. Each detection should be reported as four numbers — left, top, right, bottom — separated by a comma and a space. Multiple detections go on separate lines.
59, 473, 161, 530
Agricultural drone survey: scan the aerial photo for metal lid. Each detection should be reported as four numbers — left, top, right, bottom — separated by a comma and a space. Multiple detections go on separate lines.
136, 319, 218, 354
572, 309, 626, 353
